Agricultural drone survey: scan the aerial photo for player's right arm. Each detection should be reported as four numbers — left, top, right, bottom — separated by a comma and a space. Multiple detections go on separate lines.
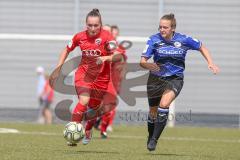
140, 57, 159, 72
57, 34, 78, 68
57, 48, 70, 68
50, 48, 70, 88
50, 35, 78, 86
140, 37, 159, 72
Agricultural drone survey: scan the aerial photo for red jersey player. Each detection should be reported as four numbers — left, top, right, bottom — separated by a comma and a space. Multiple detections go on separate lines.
100, 25, 127, 138
54, 9, 123, 146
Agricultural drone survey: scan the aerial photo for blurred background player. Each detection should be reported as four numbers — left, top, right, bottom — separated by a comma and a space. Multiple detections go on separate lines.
108, 25, 127, 133
102, 24, 111, 32
40, 74, 54, 124
52, 9, 123, 146
99, 25, 127, 138
93, 24, 112, 130
140, 13, 219, 151
36, 66, 46, 123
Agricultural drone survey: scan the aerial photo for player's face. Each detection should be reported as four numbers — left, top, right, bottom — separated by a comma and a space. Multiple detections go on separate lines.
159, 19, 175, 40
86, 16, 101, 37
111, 28, 119, 39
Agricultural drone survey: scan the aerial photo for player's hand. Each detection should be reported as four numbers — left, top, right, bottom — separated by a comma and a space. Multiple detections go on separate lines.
208, 63, 220, 74
96, 56, 110, 65
114, 63, 125, 72
148, 63, 160, 72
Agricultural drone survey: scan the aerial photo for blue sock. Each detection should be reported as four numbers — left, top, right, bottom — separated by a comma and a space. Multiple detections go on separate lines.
152, 107, 169, 141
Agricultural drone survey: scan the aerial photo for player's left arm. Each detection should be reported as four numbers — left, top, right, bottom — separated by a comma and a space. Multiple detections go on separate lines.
96, 44, 124, 64
199, 45, 220, 74
96, 52, 124, 64
96, 31, 125, 64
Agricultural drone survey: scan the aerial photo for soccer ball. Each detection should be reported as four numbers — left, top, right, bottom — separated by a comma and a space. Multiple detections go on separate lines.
63, 122, 85, 144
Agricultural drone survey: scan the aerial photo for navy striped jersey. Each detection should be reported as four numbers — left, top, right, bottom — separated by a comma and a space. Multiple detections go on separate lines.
142, 32, 202, 77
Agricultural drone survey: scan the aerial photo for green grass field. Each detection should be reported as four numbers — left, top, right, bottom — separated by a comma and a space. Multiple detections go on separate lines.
0, 122, 239, 160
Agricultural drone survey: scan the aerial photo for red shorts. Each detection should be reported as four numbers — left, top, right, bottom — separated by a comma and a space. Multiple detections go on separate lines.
75, 69, 109, 109
79, 78, 118, 120
102, 80, 117, 102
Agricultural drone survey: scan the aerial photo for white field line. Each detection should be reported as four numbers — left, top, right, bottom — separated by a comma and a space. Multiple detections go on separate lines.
0, 128, 239, 144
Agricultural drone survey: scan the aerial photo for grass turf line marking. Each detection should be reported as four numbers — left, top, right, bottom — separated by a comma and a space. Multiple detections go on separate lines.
0, 128, 239, 144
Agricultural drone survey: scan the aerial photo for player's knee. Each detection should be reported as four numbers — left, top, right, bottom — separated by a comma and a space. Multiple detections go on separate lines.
78, 93, 90, 105
78, 99, 89, 106
159, 100, 170, 109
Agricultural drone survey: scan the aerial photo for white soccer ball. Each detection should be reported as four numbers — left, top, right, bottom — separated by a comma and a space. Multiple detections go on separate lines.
63, 122, 85, 144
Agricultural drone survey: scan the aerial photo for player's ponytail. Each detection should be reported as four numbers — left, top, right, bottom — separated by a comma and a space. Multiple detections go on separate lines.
86, 8, 102, 26
160, 13, 177, 29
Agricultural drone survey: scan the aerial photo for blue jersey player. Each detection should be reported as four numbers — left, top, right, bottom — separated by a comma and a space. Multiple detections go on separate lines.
140, 13, 219, 151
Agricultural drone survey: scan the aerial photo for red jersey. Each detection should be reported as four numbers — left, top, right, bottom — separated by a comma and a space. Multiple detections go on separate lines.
67, 29, 117, 83
108, 46, 127, 95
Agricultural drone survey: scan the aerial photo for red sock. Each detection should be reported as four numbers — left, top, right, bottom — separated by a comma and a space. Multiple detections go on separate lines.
71, 103, 87, 123
100, 112, 111, 133
85, 118, 97, 131
109, 109, 116, 126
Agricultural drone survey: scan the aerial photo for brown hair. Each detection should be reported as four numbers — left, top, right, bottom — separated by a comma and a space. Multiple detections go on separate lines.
111, 25, 119, 32
86, 8, 102, 25
160, 13, 176, 29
